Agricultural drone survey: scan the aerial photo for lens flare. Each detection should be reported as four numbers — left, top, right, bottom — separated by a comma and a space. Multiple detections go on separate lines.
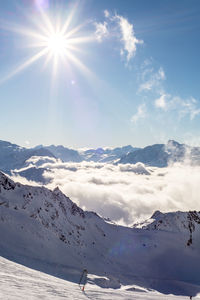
35, 0, 49, 10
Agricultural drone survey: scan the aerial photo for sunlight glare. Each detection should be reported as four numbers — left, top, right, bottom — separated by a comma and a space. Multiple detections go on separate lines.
47, 33, 68, 56
0, 4, 95, 84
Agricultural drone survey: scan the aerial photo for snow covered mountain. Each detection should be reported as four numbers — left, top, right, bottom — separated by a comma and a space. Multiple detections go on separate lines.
40, 144, 138, 163
0, 140, 55, 174
0, 140, 139, 173
44, 145, 83, 162
133, 210, 200, 247
80, 145, 139, 163
2, 139, 200, 187
119, 140, 200, 167
0, 171, 200, 297
1, 139, 200, 178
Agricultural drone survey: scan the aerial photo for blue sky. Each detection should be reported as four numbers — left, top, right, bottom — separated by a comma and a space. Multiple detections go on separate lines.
0, 0, 200, 148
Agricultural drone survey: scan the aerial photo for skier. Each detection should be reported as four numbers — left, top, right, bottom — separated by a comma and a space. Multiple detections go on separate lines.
79, 269, 88, 292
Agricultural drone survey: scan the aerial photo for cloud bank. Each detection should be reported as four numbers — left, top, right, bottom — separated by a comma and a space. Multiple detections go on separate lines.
12, 158, 200, 227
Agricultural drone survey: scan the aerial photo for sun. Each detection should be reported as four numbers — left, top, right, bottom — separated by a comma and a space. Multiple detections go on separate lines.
0, 4, 94, 84
47, 33, 67, 56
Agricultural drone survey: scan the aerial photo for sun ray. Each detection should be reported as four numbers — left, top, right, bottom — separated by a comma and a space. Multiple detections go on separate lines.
0, 48, 49, 85
0, 21, 47, 43
63, 22, 87, 40
67, 36, 95, 45
14, 29, 47, 43
60, 4, 78, 35
62, 44, 83, 54
52, 54, 59, 80
37, 7, 55, 36
66, 51, 93, 77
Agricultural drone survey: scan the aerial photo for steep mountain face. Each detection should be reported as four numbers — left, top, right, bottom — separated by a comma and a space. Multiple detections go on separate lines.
134, 210, 200, 247
0, 171, 200, 296
0, 140, 55, 173
16, 167, 50, 184
119, 143, 168, 167
44, 145, 83, 162
119, 140, 200, 167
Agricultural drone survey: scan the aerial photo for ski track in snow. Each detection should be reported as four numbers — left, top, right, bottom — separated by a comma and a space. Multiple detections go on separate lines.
0, 256, 199, 300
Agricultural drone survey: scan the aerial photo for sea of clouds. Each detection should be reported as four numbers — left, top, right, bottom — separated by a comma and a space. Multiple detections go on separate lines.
12, 157, 200, 226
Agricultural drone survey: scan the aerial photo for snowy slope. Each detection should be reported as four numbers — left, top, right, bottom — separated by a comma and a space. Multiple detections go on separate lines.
0, 171, 200, 297
1, 256, 199, 300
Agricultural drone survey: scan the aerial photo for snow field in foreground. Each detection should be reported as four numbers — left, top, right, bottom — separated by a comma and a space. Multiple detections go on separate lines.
0, 256, 199, 300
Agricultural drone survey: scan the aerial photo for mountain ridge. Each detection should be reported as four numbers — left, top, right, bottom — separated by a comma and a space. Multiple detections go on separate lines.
1, 139, 200, 185
0, 171, 200, 296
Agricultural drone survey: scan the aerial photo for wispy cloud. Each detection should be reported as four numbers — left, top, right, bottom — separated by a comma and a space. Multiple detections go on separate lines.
104, 10, 110, 18
173, 96, 200, 120
138, 60, 200, 121
154, 93, 168, 110
94, 10, 143, 62
139, 67, 165, 92
115, 15, 143, 61
94, 21, 109, 42
154, 93, 200, 120
131, 103, 146, 123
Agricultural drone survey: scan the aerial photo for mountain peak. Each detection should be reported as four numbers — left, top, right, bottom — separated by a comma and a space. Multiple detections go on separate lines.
167, 140, 182, 147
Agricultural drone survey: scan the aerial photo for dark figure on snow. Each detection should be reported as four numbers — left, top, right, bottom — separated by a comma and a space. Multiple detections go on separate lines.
79, 269, 88, 291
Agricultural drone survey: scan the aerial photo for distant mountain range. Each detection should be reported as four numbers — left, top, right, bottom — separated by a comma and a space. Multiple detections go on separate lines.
119, 140, 200, 167
0, 140, 55, 174
0, 171, 200, 296
119, 140, 181, 167
0, 140, 138, 174
0, 139, 200, 180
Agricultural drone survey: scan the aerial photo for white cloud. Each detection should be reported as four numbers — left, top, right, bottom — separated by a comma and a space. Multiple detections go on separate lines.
119, 162, 150, 175
139, 67, 165, 92
94, 12, 142, 62
115, 15, 143, 61
94, 21, 109, 42
154, 93, 200, 120
104, 10, 110, 18
155, 93, 168, 110
12, 158, 200, 227
139, 61, 200, 120
158, 67, 165, 80
131, 103, 146, 123
172, 96, 200, 120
